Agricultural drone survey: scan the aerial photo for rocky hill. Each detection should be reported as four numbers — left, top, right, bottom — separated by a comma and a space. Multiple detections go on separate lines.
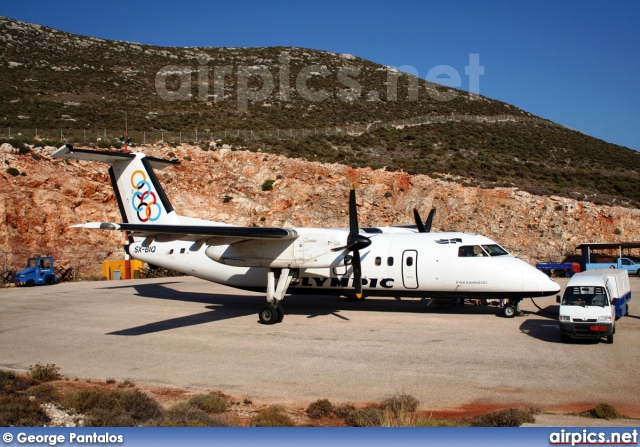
1, 16, 640, 207
2, 142, 639, 277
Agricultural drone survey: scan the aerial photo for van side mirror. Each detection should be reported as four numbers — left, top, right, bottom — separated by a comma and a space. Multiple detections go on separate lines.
556, 295, 561, 303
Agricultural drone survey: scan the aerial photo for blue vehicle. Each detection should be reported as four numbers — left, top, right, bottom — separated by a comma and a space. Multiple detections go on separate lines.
585, 257, 640, 277
536, 262, 580, 277
15, 256, 58, 287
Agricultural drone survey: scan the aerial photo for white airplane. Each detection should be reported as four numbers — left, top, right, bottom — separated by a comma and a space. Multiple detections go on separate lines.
52, 144, 560, 324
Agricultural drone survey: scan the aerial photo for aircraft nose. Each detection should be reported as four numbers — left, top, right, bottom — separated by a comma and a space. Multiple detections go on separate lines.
521, 263, 561, 296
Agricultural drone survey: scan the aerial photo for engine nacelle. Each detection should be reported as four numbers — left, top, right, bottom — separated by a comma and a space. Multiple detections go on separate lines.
205, 233, 347, 269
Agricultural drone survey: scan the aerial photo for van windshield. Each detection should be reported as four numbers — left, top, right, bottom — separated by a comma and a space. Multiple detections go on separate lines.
562, 286, 608, 307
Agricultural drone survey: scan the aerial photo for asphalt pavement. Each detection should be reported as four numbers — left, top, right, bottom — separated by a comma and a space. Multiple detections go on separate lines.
1, 276, 639, 416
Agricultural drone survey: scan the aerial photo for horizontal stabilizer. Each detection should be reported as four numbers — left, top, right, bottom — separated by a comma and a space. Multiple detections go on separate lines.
52, 145, 180, 169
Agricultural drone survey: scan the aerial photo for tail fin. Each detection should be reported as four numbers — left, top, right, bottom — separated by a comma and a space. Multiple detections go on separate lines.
52, 145, 181, 225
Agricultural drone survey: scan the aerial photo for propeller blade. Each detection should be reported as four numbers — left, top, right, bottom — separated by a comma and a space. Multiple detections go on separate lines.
331, 240, 357, 252
425, 207, 437, 233
413, 208, 426, 233
349, 184, 359, 235
352, 249, 363, 299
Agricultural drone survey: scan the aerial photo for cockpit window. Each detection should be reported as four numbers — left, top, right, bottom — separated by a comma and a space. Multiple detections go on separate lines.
458, 245, 488, 257
481, 244, 509, 256
562, 286, 609, 306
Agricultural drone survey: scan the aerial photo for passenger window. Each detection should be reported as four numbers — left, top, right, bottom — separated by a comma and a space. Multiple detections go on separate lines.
406, 257, 413, 267
180, 248, 186, 254
169, 249, 174, 255
375, 257, 381, 266
387, 257, 394, 266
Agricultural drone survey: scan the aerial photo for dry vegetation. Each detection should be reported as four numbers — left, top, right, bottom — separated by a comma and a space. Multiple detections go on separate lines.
2, 363, 629, 427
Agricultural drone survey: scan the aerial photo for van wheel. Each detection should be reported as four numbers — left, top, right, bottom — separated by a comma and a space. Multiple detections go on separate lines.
606, 333, 614, 344
44, 275, 55, 285
26, 279, 35, 287
561, 334, 571, 343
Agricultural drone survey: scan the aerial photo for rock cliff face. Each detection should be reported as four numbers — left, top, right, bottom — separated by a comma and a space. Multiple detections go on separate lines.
2, 143, 639, 276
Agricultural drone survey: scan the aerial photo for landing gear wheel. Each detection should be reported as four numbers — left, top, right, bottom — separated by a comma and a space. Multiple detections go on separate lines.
259, 304, 279, 325
26, 279, 35, 287
44, 275, 55, 285
502, 304, 517, 318
606, 333, 614, 344
276, 304, 285, 323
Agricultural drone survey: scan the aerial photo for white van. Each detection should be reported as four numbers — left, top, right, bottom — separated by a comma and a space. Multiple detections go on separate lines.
557, 269, 631, 344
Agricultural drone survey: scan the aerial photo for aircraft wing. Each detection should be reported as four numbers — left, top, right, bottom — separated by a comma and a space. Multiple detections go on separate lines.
72, 222, 298, 242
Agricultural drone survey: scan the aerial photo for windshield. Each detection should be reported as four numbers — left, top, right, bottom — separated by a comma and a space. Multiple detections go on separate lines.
562, 286, 609, 306
458, 245, 488, 257
27, 258, 36, 268
481, 244, 509, 256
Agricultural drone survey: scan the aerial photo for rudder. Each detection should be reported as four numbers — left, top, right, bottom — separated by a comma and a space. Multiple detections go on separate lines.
52, 145, 180, 225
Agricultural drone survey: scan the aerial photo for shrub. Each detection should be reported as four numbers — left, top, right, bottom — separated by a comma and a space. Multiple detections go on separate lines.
249, 405, 295, 427
471, 408, 536, 427
262, 179, 275, 191
29, 363, 61, 382
384, 191, 393, 198
223, 195, 232, 203
161, 402, 231, 427
590, 403, 620, 420
415, 417, 467, 427
334, 404, 356, 418
380, 393, 419, 417
0, 371, 34, 394
187, 393, 229, 414
0, 395, 49, 426
86, 408, 137, 427
306, 399, 334, 419
26, 384, 60, 403
345, 407, 383, 427
63, 389, 162, 427
6, 167, 20, 176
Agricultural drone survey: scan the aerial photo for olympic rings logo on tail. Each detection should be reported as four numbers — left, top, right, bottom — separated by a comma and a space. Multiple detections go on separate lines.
131, 170, 162, 222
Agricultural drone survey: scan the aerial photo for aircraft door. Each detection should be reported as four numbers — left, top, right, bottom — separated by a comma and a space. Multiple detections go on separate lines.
402, 250, 419, 289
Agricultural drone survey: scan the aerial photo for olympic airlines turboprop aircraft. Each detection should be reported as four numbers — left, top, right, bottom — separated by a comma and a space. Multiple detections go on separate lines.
53, 144, 559, 324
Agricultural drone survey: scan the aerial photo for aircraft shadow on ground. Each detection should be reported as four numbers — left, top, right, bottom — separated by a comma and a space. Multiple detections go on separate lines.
99, 280, 524, 335
518, 304, 563, 343
519, 304, 617, 345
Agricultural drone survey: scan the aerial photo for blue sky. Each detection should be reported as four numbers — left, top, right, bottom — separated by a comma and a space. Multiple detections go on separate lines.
2, 0, 639, 150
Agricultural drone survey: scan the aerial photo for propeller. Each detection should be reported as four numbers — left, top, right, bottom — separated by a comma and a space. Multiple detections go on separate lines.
331, 184, 371, 299
413, 207, 436, 233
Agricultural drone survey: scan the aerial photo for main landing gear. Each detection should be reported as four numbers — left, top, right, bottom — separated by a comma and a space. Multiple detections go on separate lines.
258, 268, 297, 324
